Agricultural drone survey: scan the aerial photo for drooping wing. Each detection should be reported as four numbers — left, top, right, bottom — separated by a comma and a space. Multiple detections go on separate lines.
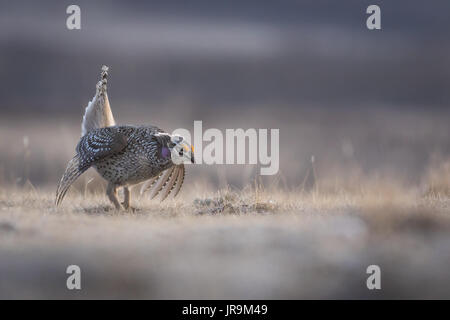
81, 65, 116, 136
171, 165, 185, 198
76, 127, 128, 169
56, 127, 127, 207
140, 164, 185, 201
139, 173, 162, 196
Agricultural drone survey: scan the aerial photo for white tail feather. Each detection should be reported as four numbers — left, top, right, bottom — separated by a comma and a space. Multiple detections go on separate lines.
81, 65, 116, 136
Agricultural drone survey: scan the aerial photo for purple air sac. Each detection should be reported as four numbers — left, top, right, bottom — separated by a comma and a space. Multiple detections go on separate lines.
161, 146, 171, 159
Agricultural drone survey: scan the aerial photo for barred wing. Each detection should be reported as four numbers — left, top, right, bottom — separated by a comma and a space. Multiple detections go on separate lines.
76, 127, 128, 169
140, 165, 185, 201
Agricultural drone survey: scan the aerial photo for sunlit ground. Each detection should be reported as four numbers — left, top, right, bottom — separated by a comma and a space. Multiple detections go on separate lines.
0, 172, 449, 299
0, 106, 449, 298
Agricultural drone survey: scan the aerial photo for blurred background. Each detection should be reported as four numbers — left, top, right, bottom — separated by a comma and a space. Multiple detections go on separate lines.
0, 0, 449, 190
2, 0, 450, 300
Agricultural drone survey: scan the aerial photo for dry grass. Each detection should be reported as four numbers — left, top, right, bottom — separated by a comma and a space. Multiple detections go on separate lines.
423, 157, 450, 198
0, 177, 449, 299
0, 109, 449, 298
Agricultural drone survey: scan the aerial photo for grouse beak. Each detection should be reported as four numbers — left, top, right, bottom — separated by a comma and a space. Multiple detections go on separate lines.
180, 143, 194, 164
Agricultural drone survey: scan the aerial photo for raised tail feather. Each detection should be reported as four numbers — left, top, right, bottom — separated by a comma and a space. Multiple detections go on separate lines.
81, 65, 116, 136
55, 155, 89, 206
57, 65, 113, 206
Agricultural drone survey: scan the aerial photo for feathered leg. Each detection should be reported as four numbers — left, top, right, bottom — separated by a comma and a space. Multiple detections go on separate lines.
122, 186, 131, 210
55, 155, 88, 206
106, 182, 122, 210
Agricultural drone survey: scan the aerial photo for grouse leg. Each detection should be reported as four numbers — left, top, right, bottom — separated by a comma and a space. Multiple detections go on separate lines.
107, 182, 123, 210
122, 186, 132, 210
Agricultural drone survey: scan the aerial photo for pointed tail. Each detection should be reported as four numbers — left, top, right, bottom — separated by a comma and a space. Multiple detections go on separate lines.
81, 65, 116, 136
55, 155, 89, 206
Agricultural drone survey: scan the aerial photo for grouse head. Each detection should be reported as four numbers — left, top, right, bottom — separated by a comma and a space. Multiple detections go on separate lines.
155, 133, 194, 165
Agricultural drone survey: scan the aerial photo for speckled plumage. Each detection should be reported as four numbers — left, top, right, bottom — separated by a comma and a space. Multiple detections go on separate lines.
56, 125, 180, 208
56, 65, 192, 210
79, 125, 174, 186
